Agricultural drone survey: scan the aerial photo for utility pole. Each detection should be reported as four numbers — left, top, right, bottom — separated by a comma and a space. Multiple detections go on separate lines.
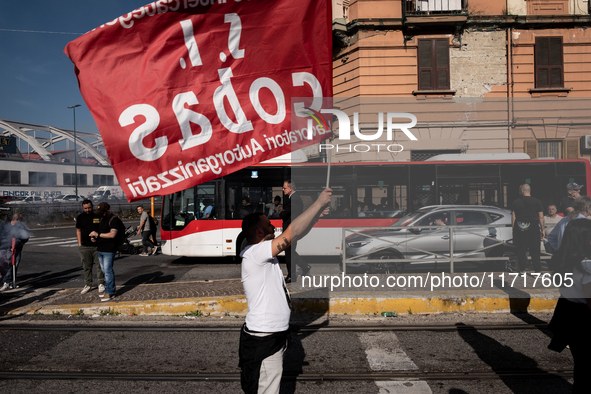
68, 104, 81, 201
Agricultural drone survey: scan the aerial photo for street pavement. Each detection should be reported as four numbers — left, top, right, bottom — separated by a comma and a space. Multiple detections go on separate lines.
0, 222, 561, 317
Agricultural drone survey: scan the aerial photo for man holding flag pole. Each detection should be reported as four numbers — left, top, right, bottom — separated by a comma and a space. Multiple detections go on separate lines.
65, 2, 333, 391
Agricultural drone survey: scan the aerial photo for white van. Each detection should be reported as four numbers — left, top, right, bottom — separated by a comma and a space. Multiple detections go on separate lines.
91, 186, 123, 201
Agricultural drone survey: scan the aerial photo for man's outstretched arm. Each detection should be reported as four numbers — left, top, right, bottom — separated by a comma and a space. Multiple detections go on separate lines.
271, 189, 332, 257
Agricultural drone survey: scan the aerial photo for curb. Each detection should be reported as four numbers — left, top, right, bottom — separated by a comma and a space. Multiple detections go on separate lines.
6, 289, 560, 317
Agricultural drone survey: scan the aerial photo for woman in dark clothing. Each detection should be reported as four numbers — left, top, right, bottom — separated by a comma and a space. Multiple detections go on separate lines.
548, 219, 591, 393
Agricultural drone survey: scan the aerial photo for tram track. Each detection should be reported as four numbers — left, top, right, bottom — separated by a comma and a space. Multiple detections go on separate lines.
0, 369, 572, 382
0, 322, 550, 332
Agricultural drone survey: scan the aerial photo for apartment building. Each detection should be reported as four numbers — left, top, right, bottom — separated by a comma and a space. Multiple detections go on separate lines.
330, 0, 591, 162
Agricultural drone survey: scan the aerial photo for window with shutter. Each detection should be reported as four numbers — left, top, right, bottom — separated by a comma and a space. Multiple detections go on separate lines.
563, 139, 580, 159
418, 38, 450, 91
535, 37, 564, 89
538, 140, 562, 159
524, 140, 538, 159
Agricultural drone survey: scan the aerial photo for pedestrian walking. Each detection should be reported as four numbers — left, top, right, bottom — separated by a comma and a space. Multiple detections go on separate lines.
0, 214, 29, 291
89, 202, 123, 302
511, 184, 545, 272
279, 179, 311, 283
137, 205, 157, 256
76, 199, 105, 295
238, 188, 331, 394
547, 219, 591, 393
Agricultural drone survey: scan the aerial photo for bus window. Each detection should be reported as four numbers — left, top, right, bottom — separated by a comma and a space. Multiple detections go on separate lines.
168, 188, 195, 230
224, 167, 285, 219
196, 183, 216, 219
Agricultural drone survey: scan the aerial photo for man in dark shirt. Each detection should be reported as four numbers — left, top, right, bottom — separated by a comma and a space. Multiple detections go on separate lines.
279, 179, 311, 283
511, 184, 545, 272
76, 200, 104, 295
560, 182, 583, 215
89, 202, 123, 302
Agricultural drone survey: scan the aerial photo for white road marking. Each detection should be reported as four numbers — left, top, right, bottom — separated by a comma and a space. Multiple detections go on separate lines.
357, 332, 432, 394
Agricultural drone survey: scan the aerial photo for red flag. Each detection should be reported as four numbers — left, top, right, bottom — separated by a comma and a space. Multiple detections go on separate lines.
65, 0, 332, 202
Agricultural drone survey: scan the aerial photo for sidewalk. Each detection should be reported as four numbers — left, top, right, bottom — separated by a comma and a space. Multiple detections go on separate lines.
0, 274, 561, 317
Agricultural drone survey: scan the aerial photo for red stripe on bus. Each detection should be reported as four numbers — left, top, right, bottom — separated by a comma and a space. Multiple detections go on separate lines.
161, 218, 397, 240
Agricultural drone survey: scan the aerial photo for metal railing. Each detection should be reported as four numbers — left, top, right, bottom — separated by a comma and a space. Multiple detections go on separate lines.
404, 0, 467, 16
342, 223, 553, 274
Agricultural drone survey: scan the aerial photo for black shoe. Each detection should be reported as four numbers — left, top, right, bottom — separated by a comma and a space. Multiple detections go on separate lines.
301, 265, 311, 276
285, 276, 291, 283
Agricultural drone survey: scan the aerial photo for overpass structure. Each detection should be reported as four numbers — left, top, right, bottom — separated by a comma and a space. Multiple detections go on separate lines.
0, 119, 110, 165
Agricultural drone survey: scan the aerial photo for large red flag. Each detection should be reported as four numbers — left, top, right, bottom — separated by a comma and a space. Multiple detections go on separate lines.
65, 0, 333, 202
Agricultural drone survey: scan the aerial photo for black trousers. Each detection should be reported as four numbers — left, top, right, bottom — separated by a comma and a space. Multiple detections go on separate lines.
141, 230, 156, 253
285, 240, 308, 278
513, 222, 541, 271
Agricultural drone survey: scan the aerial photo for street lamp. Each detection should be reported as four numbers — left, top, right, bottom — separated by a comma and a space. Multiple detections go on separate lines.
68, 105, 81, 202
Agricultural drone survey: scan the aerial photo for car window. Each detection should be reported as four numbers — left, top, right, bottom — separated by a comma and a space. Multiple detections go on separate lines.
455, 211, 488, 226
488, 213, 503, 222
415, 212, 450, 227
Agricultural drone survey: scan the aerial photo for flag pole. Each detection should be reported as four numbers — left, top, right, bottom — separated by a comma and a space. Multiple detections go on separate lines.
325, 136, 332, 189
11, 238, 16, 288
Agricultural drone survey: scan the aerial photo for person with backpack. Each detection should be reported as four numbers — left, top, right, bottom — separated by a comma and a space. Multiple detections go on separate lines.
89, 202, 123, 302
137, 205, 157, 256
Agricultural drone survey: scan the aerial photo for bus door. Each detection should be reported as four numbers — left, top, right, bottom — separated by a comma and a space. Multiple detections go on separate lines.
223, 180, 282, 256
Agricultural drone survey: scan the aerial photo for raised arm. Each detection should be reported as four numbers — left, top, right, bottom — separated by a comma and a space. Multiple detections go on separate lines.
271, 188, 332, 257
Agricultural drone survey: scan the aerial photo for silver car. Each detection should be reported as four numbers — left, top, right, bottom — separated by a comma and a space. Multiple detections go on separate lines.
344, 205, 512, 273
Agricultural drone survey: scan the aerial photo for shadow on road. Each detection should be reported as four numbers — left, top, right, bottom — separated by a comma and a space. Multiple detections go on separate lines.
281, 286, 330, 394
0, 289, 60, 316
116, 271, 176, 297
456, 322, 572, 393
17, 267, 81, 289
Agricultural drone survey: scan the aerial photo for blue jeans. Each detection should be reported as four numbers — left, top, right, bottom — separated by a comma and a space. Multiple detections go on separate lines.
3, 249, 22, 285
97, 252, 116, 295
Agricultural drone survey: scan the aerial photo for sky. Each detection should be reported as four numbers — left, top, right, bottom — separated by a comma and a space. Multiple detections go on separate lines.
0, 1, 148, 136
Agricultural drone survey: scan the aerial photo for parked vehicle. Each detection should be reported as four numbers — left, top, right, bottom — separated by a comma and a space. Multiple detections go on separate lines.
91, 186, 123, 202
344, 205, 513, 273
0, 196, 20, 205
55, 194, 83, 202
6, 196, 45, 204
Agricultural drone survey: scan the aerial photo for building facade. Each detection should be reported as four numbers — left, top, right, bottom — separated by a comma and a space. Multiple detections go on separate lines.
331, 0, 591, 162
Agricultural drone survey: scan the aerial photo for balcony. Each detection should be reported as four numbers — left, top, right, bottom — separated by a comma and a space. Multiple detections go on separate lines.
404, 0, 467, 16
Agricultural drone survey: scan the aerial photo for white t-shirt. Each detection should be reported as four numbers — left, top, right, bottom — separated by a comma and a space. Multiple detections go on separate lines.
560, 259, 591, 304
241, 240, 290, 332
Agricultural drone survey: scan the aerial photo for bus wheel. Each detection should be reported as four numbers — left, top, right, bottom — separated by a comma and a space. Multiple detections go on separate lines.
369, 251, 403, 274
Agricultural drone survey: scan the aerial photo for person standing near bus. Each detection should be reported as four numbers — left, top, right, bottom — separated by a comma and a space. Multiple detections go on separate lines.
238, 188, 332, 394
280, 179, 311, 283
137, 205, 157, 256
76, 200, 104, 295
89, 202, 122, 302
511, 184, 545, 273
561, 183, 583, 215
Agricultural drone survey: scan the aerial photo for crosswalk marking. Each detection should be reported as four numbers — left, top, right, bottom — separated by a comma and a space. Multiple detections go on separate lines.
357, 332, 432, 394
29, 237, 78, 247
28, 236, 141, 248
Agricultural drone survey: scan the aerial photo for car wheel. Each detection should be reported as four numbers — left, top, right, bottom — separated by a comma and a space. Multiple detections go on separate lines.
368, 250, 403, 274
